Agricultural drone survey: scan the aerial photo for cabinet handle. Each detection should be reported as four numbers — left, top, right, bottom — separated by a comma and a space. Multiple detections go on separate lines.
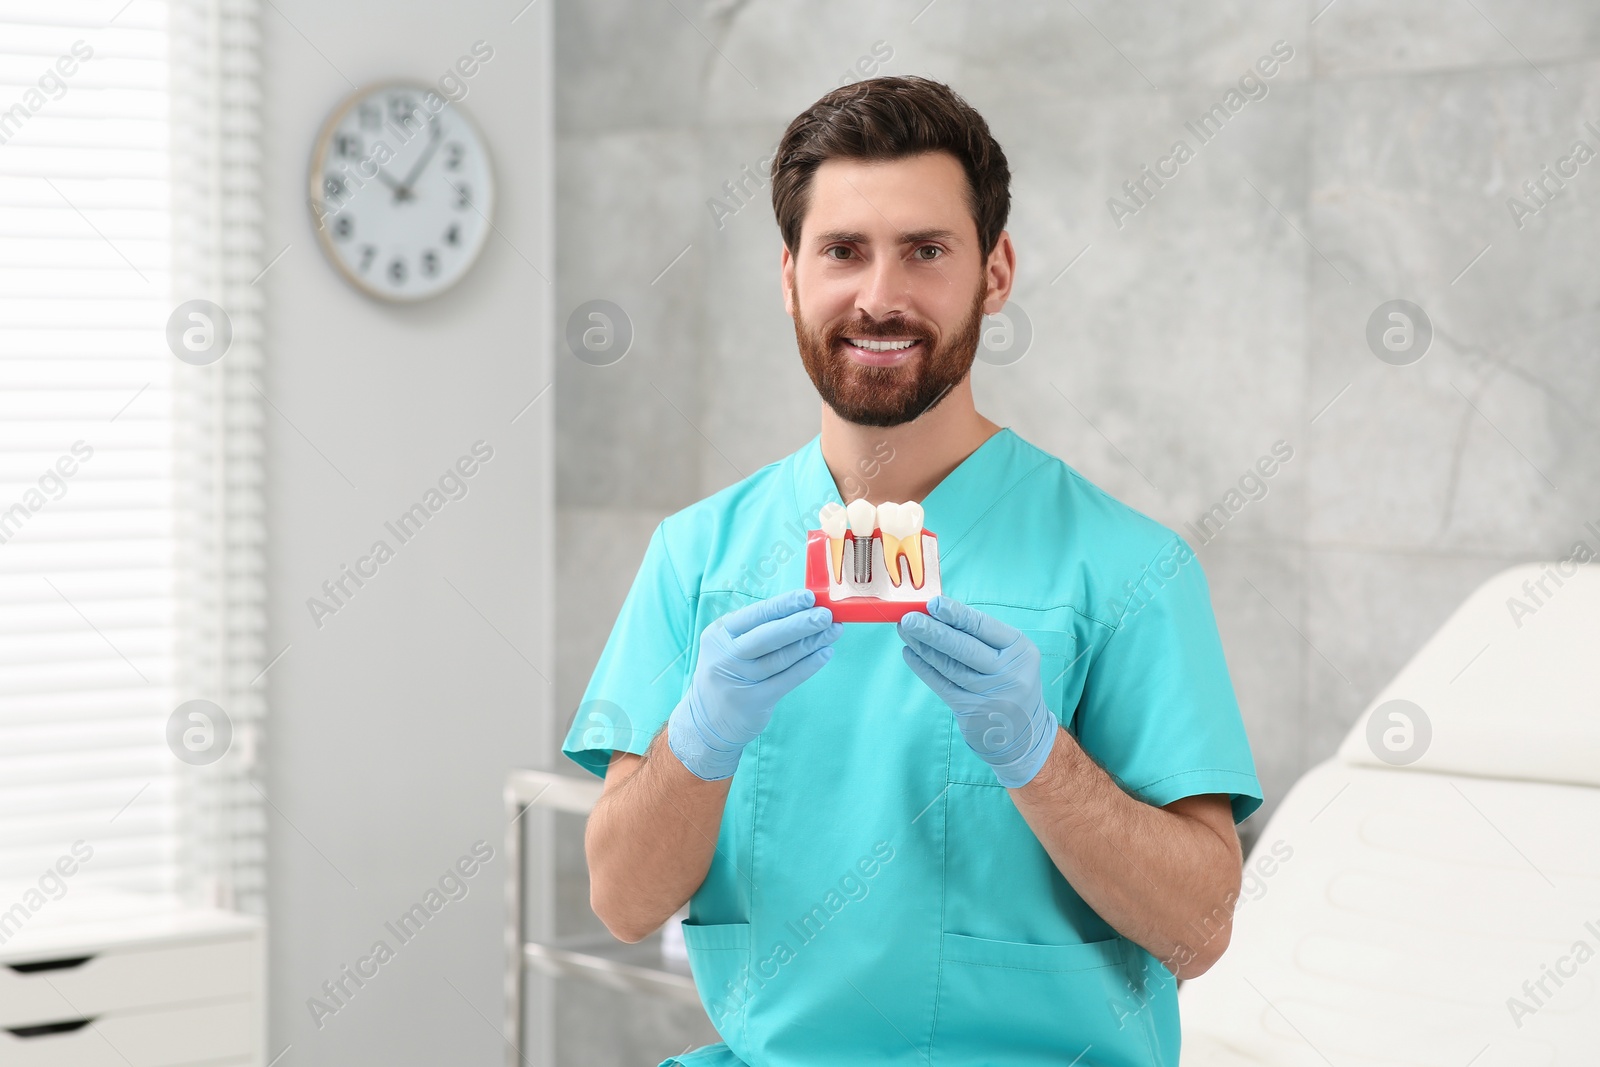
8, 1017, 95, 1038
7, 955, 95, 974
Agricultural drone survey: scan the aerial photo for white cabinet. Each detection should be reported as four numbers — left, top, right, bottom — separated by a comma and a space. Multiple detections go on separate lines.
0, 893, 264, 1067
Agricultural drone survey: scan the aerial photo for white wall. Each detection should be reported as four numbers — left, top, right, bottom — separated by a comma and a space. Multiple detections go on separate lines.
262, 1, 552, 1062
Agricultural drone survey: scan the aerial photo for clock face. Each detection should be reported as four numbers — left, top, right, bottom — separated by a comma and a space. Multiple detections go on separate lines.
309, 83, 494, 302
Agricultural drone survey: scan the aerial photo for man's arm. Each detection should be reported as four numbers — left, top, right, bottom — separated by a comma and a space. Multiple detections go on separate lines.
584, 588, 841, 944
585, 725, 732, 943
1008, 725, 1242, 980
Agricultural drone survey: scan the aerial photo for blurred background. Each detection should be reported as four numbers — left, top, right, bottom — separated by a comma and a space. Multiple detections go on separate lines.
2, 0, 1596, 1065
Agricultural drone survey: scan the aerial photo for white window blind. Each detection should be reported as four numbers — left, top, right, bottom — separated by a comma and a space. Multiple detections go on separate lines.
0, 0, 266, 918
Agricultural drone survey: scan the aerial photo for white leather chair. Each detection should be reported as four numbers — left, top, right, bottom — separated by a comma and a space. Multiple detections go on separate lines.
1180, 562, 1600, 1065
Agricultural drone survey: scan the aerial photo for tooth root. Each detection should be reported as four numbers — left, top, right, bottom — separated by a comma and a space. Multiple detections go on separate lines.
873, 502, 901, 587
882, 532, 903, 587
899, 532, 925, 587
818, 503, 849, 585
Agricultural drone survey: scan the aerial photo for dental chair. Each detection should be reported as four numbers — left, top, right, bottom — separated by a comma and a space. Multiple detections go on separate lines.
1179, 562, 1600, 1065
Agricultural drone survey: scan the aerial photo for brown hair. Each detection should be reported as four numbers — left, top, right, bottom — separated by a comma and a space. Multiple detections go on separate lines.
770, 75, 1011, 261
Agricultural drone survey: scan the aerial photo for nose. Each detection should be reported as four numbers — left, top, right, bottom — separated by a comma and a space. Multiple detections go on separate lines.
855, 253, 913, 324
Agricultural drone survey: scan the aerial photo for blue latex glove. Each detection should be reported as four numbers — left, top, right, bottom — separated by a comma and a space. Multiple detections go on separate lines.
668, 588, 843, 781
897, 595, 1059, 788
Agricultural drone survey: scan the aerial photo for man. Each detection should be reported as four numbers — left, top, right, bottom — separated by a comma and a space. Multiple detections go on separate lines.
563, 75, 1263, 1067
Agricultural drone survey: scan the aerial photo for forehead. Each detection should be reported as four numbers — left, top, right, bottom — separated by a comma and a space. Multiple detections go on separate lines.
803, 151, 974, 243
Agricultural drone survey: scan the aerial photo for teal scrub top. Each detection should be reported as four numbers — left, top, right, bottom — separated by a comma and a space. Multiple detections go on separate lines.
562, 427, 1264, 1067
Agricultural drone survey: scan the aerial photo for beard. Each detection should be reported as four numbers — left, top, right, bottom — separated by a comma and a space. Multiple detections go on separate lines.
792, 276, 987, 428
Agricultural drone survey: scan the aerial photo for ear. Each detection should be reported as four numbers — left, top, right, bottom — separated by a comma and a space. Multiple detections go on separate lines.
982, 230, 1017, 315
780, 245, 795, 318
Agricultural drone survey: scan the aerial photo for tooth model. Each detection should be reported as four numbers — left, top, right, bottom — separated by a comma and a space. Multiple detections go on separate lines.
879, 500, 925, 587
845, 498, 876, 584
819, 501, 848, 584
876, 502, 901, 584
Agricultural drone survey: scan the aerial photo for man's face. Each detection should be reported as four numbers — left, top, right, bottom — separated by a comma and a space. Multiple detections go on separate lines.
783, 151, 1003, 428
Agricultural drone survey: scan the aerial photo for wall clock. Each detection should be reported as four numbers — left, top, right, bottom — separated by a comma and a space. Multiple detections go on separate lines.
308, 82, 494, 302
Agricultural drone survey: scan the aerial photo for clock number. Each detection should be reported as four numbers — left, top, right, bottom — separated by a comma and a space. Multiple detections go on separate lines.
358, 245, 376, 272
324, 175, 346, 199
389, 94, 420, 131
389, 257, 406, 285
358, 103, 381, 130
335, 133, 361, 158
445, 143, 464, 170
444, 223, 460, 246
421, 250, 439, 276
454, 183, 471, 210
332, 215, 352, 240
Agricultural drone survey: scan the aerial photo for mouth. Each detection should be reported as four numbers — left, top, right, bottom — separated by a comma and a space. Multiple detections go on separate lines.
839, 336, 924, 366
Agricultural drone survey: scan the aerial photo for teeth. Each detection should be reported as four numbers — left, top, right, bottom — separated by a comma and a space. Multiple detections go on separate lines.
845, 499, 876, 583
848, 338, 917, 351
819, 502, 847, 584
845, 498, 875, 538
876, 502, 902, 586
879, 500, 925, 588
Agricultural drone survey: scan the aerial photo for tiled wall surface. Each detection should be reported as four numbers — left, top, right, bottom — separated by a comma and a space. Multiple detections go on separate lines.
552, 2, 1600, 1061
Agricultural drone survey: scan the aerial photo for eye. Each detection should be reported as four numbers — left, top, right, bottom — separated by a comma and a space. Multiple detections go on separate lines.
824, 245, 853, 260
913, 245, 944, 261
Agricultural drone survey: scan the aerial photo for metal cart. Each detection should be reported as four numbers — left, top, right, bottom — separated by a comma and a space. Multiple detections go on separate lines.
503, 768, 701, 1066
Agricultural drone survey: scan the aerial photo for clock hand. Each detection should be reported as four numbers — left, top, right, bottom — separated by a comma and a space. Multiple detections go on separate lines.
397, 118, 443, 194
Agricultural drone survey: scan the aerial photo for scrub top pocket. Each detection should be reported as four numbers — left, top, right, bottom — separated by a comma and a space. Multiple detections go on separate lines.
680, 920, 751, 1052
931, 931, 1159, 1067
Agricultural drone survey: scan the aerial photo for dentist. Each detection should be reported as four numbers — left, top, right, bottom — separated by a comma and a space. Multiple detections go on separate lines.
564, 75, 1263, 1067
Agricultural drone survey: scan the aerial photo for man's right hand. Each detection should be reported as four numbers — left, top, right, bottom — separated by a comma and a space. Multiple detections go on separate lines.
667, 588, 842, 781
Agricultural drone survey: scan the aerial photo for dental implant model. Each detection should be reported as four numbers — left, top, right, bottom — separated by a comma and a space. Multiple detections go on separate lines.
806, 499, 941, 622
846, 497, 876, 584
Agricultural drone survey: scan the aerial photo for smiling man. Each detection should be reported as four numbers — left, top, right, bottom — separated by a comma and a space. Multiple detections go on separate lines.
564, 76, 1263, 1067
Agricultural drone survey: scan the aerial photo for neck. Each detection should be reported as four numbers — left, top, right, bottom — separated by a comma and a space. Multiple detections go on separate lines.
818, 376, 1002, 503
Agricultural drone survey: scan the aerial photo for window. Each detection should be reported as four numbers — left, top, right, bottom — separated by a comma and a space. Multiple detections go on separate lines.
0, 0, 266, 920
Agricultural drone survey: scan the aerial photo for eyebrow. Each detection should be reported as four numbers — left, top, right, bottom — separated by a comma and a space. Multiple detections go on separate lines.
812, 228, 962, 247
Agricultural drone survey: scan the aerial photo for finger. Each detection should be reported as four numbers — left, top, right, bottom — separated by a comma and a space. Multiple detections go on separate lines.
900, 631, 988, 691
747, 620, 842, 679
762, 642, 836, 695
901, 645, 942, 691
927, 596, 1020, 652
730, 605, 834, 660
722, 588, 815, 640
899, 610, 1000, 674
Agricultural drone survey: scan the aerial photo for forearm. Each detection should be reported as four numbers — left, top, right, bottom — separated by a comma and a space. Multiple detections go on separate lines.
585, 724, 732, 943
1009, 726, 1241, 978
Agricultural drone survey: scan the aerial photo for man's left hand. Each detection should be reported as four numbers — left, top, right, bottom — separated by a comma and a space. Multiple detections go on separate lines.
897, 596, 1059, 789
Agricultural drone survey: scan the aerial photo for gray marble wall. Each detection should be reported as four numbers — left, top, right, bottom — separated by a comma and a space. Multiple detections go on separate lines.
552, 2, 1600, 1061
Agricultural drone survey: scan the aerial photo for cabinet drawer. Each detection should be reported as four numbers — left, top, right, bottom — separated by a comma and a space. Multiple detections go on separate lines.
0, 935, 258, 1028
0, 997, 255, 1067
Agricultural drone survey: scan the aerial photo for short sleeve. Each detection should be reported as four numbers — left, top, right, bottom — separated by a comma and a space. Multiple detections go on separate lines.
561, 521, 694, 779
1075, 535, 1264, 824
